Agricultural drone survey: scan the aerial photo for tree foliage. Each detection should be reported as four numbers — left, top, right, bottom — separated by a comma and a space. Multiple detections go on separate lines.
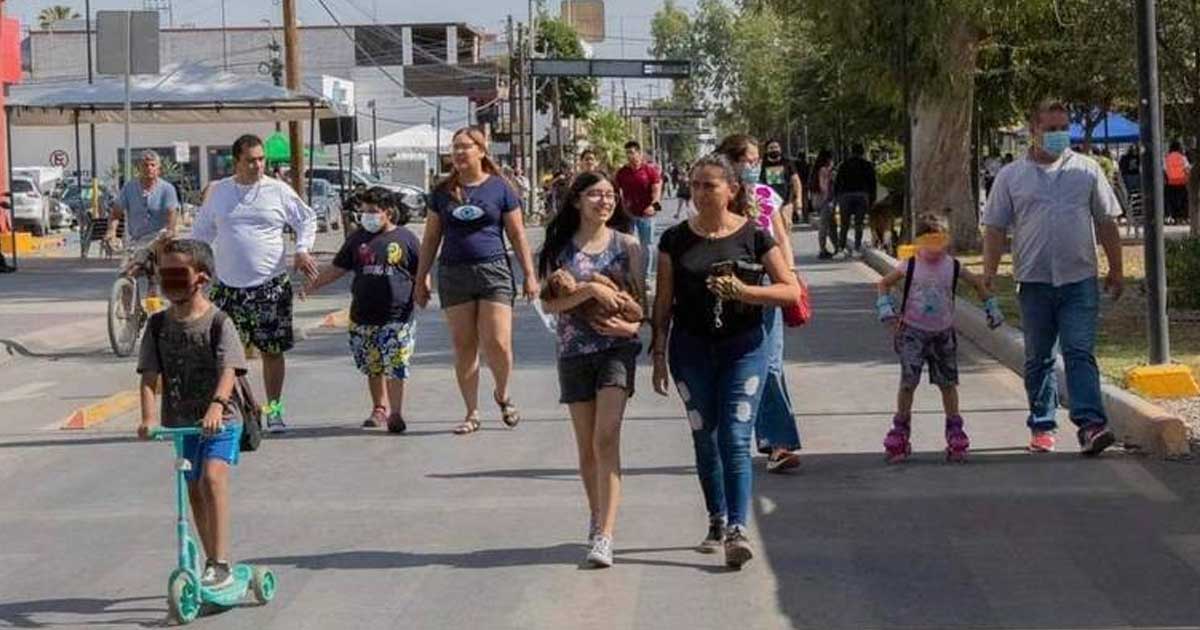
38, 5, 79, 30
585, 109, 634, 169
535, 18, 597, 118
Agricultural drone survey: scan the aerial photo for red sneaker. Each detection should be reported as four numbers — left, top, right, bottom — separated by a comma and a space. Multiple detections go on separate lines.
1028, 431, 1056, 453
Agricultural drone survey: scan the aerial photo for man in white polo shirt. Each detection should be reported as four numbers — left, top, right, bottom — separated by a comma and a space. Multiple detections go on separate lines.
982, 98, 1124, 456
193, 134, 318, 433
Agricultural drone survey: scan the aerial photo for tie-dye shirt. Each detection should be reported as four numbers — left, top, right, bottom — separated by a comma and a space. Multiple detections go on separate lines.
555, 232, 642, 358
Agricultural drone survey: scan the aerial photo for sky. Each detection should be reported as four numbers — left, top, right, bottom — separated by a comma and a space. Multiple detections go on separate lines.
11, 0, 697, 106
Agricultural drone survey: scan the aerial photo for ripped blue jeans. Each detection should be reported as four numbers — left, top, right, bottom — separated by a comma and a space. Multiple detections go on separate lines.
669, 326, 769, 528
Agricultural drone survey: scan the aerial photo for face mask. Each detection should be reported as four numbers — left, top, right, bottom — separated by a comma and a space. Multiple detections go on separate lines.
359, 213, 385, 233
741, 165, 760, 185
915, 232, 950, 259
159, 268, 203, 303
1041, 131, 1071, 157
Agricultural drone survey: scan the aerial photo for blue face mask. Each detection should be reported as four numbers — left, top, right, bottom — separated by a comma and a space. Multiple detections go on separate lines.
741, 165, 760, 185
1041, 131, 1071, 157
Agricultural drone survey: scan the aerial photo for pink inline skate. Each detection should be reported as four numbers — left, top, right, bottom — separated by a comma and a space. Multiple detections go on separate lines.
883, 415, 911, 464
945, 415, 970, 463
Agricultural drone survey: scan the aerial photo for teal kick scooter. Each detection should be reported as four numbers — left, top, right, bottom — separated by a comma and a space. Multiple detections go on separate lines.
150, 426, 277, 624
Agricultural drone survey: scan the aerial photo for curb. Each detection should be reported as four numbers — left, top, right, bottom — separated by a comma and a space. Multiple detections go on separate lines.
862, 247, 1190, 457
61, 389, 140, 430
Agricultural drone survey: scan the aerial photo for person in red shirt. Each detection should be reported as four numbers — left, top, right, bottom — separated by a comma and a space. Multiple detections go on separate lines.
615, 141, 663, 278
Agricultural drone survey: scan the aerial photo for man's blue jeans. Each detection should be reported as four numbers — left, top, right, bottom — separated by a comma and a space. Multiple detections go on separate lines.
1018, 278, 1108, 432
632, 216, 655, 276
669, 326, 769, 528
756, 307, 801, 453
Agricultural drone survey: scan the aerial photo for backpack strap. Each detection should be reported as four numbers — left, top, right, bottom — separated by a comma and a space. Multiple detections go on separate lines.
952, 259, 961, 300
208, 309, 227, 360
900, 256, 916, 316
148, 311, 167, 369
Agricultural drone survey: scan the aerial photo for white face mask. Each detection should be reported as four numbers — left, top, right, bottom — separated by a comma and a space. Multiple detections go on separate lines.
359, 213, 385, 233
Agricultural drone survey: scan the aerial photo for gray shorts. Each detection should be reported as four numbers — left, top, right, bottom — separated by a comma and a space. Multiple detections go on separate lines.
558, 343, 641, 404
437, 258, 515, 309
896, 325, 958, 388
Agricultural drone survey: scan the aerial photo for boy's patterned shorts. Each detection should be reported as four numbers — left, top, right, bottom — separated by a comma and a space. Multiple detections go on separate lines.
210, 273, 295, 355
895, 325, 959, 388
349, 320, 416, 380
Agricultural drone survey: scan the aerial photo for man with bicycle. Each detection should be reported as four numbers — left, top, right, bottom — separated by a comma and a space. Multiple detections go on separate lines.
107, 151, 180, 300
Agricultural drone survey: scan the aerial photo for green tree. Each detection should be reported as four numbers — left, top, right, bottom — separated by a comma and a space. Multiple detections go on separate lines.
535, 17, 597, 118
584, 109, 633, 169
38, 5, 79, 30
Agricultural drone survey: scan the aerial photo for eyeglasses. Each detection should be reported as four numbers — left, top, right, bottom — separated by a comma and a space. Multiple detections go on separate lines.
583, 191, 617, 202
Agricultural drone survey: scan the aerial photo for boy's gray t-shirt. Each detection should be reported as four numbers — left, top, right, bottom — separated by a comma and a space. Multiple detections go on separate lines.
137, 306, 248, 428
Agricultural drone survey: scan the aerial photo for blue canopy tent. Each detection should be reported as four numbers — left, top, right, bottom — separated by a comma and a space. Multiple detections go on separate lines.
1070, 112, 1140, 145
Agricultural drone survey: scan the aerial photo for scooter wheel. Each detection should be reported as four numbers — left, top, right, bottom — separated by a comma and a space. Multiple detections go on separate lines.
251, 567, 277, 604
168, 569, 202, 624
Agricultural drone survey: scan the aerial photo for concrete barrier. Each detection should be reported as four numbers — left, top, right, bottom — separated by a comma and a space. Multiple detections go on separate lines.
862, 247, 1190, 457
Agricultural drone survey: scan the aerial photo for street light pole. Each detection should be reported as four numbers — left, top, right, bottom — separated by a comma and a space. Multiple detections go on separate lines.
85, 0, 96, 180
1135, 0, 1171, 364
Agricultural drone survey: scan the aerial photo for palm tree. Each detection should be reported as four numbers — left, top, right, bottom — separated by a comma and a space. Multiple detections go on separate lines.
38, 5, 80, 30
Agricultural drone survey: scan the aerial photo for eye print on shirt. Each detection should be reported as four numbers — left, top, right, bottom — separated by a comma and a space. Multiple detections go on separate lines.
451, 204, 486, 222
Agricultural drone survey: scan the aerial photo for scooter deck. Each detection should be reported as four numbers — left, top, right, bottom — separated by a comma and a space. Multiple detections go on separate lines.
198, 564, 254, 607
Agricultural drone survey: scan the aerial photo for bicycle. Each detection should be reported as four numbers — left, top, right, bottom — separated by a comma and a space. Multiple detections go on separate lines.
107, 234, 167, 357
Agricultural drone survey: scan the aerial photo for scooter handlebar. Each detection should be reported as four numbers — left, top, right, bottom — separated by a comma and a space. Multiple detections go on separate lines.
148, 425, 224, 440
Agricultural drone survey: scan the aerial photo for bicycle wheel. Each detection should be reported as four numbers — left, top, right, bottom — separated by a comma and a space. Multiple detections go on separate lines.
107, 276, 142, 357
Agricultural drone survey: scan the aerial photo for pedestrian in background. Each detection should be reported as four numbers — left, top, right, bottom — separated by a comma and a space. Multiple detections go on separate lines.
651, 154, 801, 569
415, 127, 539, 435
834, 143, 877, 258
1165, 140, 1190, 225
812, 150, 837, 259
716, 135, 803, 473
982, 98, 1123, 456
193, 134, 319, 433
615, 140, 663, 279
759, 139, 803, 229
538, 171, 646, 568
305, 187, 421, 434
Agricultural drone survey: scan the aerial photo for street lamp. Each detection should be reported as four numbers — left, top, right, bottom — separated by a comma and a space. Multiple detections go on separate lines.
1134, 0, 1169, 365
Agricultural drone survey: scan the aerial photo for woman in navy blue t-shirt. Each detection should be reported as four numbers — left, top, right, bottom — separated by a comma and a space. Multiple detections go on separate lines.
414, 127, 539, 435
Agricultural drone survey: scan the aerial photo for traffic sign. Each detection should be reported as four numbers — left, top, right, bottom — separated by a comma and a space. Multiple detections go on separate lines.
49, 150, 70, 167
625, 108, 707, 119
532, 58, 691, 79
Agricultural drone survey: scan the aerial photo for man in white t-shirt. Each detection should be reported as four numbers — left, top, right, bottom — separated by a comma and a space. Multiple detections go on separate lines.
192, 134, 318, 433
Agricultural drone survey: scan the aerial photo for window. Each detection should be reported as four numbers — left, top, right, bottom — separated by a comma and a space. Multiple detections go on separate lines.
13, 179, 35, 193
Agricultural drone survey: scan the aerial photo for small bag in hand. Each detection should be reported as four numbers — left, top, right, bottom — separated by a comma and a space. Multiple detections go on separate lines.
783, 274, 811, 327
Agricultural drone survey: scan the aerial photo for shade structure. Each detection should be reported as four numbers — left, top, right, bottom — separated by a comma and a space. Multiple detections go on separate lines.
265, 131, 291, 163
1071, 112, 1140, 145
354, 123, 456, 153
5, 63, 337, 126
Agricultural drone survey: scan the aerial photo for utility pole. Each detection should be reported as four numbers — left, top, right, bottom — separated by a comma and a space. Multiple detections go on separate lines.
259, 22, 283, 132
1135, 0, 1170, 364
527, 0, 538, 217
86, 0, 96, 180
369, 100, 378, 177
282, 0, 304, 196
507, 15, 518, 168
220, 0, 229, 71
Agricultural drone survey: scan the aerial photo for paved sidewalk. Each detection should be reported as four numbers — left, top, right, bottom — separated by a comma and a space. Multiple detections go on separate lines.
1, 224, 1199, 629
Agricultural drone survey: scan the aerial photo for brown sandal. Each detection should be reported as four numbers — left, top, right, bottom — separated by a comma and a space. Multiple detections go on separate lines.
495, 392, 521, 428
453, 414, 481, 435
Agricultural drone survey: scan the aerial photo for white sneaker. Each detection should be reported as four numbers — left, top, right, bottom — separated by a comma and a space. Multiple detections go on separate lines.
267, 414, 287, 434
587, 535, 614, 568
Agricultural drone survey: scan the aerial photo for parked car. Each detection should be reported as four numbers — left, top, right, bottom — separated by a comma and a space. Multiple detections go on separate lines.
10, 177, 50, 236
310, 178, 341, 232
47, 195, 72, 230
306, 167, 427, 217
60, 180, 114, 224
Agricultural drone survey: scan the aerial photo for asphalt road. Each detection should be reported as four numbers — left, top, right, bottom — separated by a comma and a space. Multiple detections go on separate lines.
2, 208, 1200, 629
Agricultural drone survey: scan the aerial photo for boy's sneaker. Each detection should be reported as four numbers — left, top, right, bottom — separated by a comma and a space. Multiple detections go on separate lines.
362, 406, 387, 429
586, 535, 614, 568
724, 526, 754, 569
1028, 430, 1056, 453
1078, 424, 1116, 457
201, 562, 234, 589
884, 415, 912, 464
945, 415, 970, 463
386, 412, 407, 434
766, 449, 801, 473
818, 251, 833, 260
265, 402, 288, 434
697, 517, 726, 554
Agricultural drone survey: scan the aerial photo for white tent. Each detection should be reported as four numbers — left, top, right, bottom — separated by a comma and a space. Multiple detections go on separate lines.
6, 63, 337, 126
356, 123, 457, 154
